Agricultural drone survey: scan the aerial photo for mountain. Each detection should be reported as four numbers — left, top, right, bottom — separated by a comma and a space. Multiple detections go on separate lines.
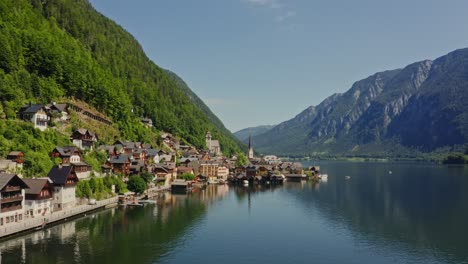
234, 125, 276, 142
252, 49, 468, 157
0, 0, 241, 155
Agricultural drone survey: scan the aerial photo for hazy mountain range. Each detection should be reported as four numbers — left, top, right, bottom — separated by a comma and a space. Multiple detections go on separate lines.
233, 125, 276, 142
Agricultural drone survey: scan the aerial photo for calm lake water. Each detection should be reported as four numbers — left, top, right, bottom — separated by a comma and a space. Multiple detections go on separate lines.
1, 161, 468, 264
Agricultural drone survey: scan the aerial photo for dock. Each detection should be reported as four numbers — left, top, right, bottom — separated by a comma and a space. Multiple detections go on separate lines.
284, 174, 308, 181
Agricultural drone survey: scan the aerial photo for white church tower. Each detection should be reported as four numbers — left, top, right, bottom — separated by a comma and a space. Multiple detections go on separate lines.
247, 135, 254, 159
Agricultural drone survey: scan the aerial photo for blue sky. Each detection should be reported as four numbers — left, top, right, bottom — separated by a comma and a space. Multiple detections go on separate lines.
89, 0, 468, 132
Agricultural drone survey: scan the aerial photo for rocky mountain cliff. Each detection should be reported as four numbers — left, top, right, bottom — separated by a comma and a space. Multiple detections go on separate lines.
252, 49, 468, 156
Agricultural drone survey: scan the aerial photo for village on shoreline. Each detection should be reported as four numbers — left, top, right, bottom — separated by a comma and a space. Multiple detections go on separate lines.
0, 102, 323, 239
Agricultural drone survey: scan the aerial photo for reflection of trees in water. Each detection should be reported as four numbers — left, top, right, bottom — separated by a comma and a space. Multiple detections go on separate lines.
232, 184, 283, 203
286, 168, 468, 262
1, 184, 236, 264
1, 190, 220, 264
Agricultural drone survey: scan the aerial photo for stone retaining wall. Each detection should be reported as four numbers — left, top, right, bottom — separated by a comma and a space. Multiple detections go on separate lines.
0, 197, 118, 238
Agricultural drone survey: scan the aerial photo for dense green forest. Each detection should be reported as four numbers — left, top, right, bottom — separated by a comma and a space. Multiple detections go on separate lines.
0, 0, 242, 156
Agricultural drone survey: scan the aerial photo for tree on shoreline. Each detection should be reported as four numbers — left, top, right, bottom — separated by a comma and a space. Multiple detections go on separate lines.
127, 175, 146, 194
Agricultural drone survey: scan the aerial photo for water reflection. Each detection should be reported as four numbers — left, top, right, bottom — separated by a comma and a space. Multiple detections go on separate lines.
1, 164, 468, 264
0, 185, 230, 264
288, 161, 468, 263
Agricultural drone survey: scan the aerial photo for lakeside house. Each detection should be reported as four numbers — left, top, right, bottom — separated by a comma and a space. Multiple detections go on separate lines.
217, 166, 229, 181
17, 103, 49, 131
0, 173, 29, 227
199, 161, 219, 183
177, 166, 194, 177
23, 178, 54, 217
47, 165, 79, 211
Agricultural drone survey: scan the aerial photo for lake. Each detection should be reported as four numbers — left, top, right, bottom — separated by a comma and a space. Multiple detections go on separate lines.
1, 161, 468, 264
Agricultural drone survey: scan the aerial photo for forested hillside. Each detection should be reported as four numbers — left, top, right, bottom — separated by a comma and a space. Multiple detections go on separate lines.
0, 0, 241, 155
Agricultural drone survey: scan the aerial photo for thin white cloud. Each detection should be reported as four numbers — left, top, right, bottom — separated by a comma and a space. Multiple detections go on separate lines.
245, 0, 280, 8
244, 0, 296, 23
276, 10, 296, 22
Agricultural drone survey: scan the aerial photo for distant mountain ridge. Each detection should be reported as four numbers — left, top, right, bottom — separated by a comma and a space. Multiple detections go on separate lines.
234, 125, 276, 142
252, 49, 468, 156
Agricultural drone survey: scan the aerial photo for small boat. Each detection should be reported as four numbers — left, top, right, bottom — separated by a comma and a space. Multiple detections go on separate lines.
388, 170, 393, 174
345, 176, 351, 180
139, 199, 157, 204
319, 174, 328, 180
208, 179, 218, 184
243, 180, 249, 185
127, 203, 143, 207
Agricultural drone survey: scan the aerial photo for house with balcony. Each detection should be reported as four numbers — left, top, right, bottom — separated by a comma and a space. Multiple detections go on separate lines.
50, 146, 91, 178
0, 173, 29, 227
47, 165, 79, 211
17, 103, 50, 131
106, 155, 132, 176
46, 102, 69, 121
71, 129, 98, 150
23, 178, 53, 218
199, 161, 219, 183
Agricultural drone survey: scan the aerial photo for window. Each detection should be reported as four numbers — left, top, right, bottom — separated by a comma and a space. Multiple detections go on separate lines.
6, 217, 9, 224
0, 218, 3, 226
19, 214, 22, 221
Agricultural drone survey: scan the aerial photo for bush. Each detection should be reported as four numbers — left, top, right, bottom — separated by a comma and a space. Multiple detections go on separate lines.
180, 173, 195, 181
140, 172, 154, 184
127, 175, 146, 194
442, 153, 468, 164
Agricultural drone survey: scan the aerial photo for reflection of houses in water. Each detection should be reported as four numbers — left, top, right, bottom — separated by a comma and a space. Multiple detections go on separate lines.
55, 221, 76, 243
198, 185, 229, 204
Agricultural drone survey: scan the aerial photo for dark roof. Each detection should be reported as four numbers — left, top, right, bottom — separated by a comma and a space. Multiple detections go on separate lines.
0, 173, 29, 190
54, 146, 80, 157
142, 143, 152, 149
109, 155, 131, 164
47, 165, 75, 185
23, 178, 50, 195
153, 165, 169, 173
134, 149, 145, 154
146, 149, 159, 156
122, 142, 141, 149
71, 162, 90, 167
51, 103, 67, 112
141, 118, 153, 124
19, 104, 44, 114
177, 167, 193, 173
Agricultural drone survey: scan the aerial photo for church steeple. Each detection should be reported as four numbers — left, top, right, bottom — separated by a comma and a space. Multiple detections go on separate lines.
247, 134, 254, 159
